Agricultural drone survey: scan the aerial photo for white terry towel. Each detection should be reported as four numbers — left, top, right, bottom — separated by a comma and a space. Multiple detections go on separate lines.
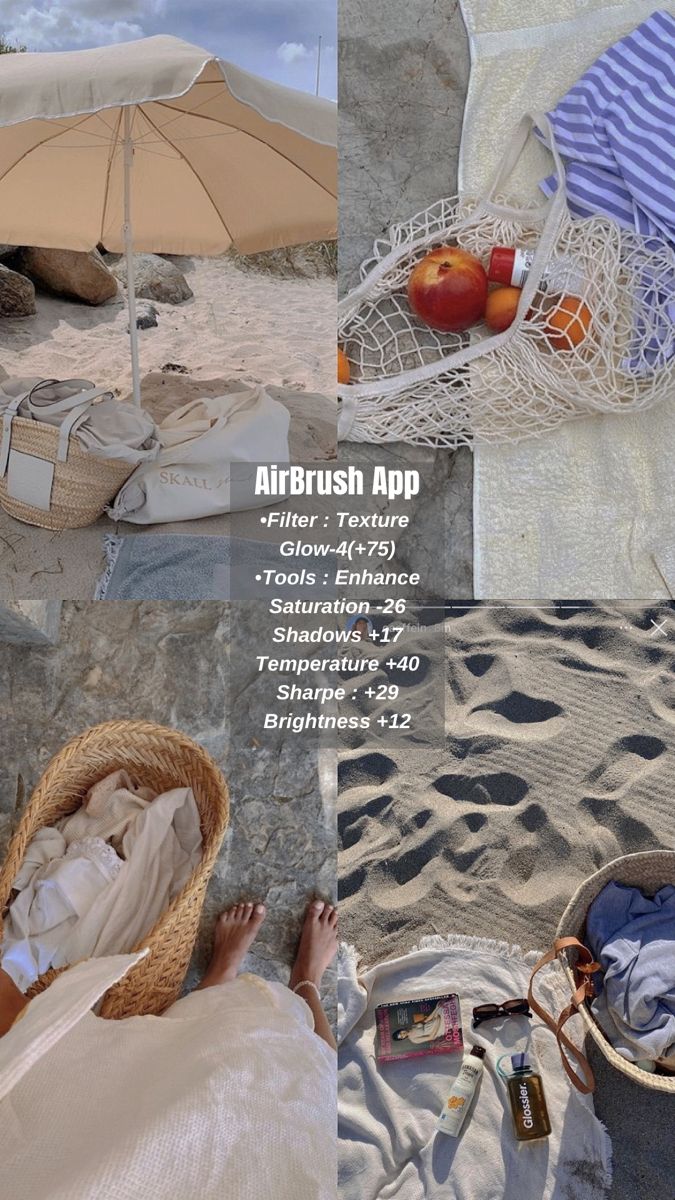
338, 936, 613, 1200
458, 0, 675, 598
1, 770, 202, 991
0, 953, 336, 1199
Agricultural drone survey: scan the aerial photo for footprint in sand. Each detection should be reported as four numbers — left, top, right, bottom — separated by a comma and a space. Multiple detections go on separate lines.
450, 651, 566, 741
585, 734, 666, 796
434, 771, 529, 807
338, 793, 394, 849
468, 690, 565, 741
337, 751, 397, 792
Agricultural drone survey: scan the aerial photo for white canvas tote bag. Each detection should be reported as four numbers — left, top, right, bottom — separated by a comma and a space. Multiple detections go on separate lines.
108, 384, 290, 524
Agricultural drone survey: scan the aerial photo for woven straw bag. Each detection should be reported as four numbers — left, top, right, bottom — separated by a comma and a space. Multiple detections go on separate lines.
528, 851, 675, 1095
338, 114, 675, 448
0, 381, 135, 531
0, 720, 229, 1019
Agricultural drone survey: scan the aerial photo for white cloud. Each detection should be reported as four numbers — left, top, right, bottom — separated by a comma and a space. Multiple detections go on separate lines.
0, 1, 169, 50
277, 40, 311, 64
3, 5, 144, 50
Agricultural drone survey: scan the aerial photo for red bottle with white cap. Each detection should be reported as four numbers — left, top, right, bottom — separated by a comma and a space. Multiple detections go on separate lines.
488, 246, 585, 295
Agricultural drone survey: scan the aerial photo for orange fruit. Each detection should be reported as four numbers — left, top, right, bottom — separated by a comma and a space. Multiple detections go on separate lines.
337, 346, 350, 384
545, 295, 592, 351
485, 285, 521, 333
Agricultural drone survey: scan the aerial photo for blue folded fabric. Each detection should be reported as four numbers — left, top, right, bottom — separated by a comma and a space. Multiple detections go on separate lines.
539, 10, 675, 372
586, 880, 675, 1062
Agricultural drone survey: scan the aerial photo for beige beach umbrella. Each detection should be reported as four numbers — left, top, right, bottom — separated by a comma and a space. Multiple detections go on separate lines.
0, 35, 337, 404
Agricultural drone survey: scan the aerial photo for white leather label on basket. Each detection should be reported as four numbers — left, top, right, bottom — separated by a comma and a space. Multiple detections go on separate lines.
6, 450, 55, 511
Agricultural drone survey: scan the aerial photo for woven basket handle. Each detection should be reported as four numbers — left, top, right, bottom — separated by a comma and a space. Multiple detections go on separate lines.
528, 936, 600, 1095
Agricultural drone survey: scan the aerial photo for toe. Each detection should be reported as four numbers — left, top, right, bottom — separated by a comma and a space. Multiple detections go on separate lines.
254, 903, 266, 918
310, 899, 325, 918
243, 902, 253, 919
327, 906, 338, 926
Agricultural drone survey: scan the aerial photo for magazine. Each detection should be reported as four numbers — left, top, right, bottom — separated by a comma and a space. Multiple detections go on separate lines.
375, 993, 463, 1063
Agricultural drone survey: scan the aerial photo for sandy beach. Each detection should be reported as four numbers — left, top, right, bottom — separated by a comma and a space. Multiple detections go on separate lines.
0, 255, 336, 600
338, 602, 675, 1200
0, 254, 335, 443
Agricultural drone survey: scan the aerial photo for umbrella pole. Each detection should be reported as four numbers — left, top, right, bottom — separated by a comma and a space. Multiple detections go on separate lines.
123, 105, 141, 407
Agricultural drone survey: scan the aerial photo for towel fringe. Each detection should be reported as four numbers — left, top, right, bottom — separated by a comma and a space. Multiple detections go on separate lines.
94, 534, 124, 600
414, 932, 544, 967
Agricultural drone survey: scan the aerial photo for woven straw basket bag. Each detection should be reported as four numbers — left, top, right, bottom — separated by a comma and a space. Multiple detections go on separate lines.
529, 851, 675, 1095
0, 381, 135, 531
338, 114, 675, 448
0, 720, 229, 1019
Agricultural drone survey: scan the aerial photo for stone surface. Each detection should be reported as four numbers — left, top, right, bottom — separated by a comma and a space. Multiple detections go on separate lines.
0, 263, 36, 317
0, 245, 16, 260
0, 601, 61, 644
228, 241, 337, 280
131, 301, 159, 331
0, 602, 336, 1020
339, 440, 472, 596
109, 253, 193, 304
20, 247, 118, 305
338, 0, 473, 596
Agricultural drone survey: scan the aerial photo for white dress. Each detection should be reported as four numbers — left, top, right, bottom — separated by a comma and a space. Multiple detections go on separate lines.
0, 951, 336, 1199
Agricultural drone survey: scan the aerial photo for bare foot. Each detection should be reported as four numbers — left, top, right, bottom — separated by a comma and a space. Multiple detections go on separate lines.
289, 899, 338, 991
197, 902, 266, 988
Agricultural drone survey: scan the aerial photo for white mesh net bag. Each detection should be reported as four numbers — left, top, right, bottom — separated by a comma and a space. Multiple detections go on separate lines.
337, 114, 675, 449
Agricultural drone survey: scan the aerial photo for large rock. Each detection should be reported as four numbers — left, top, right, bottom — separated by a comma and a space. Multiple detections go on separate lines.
20, 247, 118, 305
0, 264, 36, 316
108, 253, 193, 304
228, 241, 336, 279
0, 245, 16, 260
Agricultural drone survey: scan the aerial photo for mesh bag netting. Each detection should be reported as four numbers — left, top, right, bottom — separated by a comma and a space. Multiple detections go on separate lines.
337, 115, 675, 449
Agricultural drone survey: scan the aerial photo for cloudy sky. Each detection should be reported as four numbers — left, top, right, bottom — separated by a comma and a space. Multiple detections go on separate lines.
0, 0, 336, 98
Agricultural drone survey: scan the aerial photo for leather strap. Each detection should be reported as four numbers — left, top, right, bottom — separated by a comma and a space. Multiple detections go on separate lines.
528, 936, 601, 1095
26, 380, 112, 417
56, 401, 96, 463
0, 379, 113, 468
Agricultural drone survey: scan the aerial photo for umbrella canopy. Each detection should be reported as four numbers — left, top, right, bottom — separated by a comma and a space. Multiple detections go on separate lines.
0, 36, 336, 404
0, 35, 337, 254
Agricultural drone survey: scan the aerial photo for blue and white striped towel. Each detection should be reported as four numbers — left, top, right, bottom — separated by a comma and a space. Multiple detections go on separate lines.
541, 9, 675, 244
539, 10, 675, 372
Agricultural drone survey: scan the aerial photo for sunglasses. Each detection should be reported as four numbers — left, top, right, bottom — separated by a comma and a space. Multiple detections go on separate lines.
472, 998, 532, 1028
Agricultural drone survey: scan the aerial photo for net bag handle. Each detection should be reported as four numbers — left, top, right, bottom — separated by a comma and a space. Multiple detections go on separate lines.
528, 936, 601, 1095
480, 111, 567, 223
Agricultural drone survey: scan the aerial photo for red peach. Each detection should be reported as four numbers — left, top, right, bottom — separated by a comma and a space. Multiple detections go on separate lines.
407, 246, 488, 333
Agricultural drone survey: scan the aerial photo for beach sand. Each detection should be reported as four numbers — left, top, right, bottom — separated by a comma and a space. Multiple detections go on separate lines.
338, 602, 675, 1200
0, 255, 335, 410
0, 256, 336, 600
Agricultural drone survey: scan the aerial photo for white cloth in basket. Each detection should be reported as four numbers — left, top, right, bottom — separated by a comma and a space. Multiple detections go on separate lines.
108, 382, 290, 523
0, 952, 336, 1199
0, 770, 201, 992
0, 377, 159, 465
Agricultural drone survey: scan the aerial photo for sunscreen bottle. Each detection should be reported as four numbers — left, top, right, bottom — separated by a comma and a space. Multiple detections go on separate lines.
436, 1045, 485, 1137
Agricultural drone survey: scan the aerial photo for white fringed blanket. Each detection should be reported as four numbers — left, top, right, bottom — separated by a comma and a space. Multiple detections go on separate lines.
338, 935, 612, 1200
